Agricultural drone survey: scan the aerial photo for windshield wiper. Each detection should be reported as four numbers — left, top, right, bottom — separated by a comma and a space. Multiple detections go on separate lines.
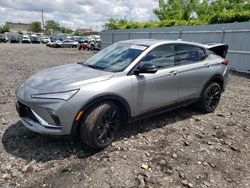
87, 64, 105, 70
79, 63, 114, 72
80, 64, 105, 70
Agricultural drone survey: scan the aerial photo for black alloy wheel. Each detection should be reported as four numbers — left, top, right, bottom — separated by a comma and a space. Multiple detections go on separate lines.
204, 84, 221, 112
196, 82, 222, 113
80, 102, 122, 149
95, 108, 120, 145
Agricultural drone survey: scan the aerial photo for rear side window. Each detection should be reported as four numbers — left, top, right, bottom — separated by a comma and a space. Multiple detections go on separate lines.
140, 45, 175, 69
175, 45, 206, 65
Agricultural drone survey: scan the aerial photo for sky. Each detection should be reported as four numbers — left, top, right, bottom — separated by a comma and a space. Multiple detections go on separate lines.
0, 0, 159, 31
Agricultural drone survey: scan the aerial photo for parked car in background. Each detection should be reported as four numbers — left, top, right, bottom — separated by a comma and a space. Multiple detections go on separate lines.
78, 37, 89, 44
78, 41, 89, 50
0, 35, 8, 43
46, 37, 57, 47
51, 36, 64, 42
41, 36, 51, 44
88, 40, 101, 51
9, 36, 20, 43
78, 38, 101, 51
90, 34, 101, 41
47, 40, 63, 48
60, 40, 78, 48
47, 39, 78, 48
22, 35, 31, 43
30, 35, 40, 44
15, 39, 229, 149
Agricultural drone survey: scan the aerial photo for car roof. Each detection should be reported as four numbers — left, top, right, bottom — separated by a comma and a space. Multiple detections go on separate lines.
117, 39, 207, 48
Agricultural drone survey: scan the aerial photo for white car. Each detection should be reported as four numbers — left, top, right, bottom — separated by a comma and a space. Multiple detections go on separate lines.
41, 37, 51, 44
47, 40, 63, 48
22, 35, 31, 43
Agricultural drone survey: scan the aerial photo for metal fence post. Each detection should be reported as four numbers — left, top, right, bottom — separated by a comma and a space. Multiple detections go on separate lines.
179, 30, 182, 39
128, 32, 131, 40
220, 28, 225, 43
112, 32, 114, 44
149, 32, 152, 39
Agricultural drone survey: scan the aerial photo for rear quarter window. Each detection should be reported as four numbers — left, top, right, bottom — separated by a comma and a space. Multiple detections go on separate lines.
175, 45, 207, 65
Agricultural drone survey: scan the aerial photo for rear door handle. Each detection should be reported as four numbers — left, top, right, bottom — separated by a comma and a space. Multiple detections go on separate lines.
204, 63, 210, 68
169, 70, 178, 76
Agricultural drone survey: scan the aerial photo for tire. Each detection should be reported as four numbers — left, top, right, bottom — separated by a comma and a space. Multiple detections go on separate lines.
196, 82, 222, 113
80, 102, 122, 149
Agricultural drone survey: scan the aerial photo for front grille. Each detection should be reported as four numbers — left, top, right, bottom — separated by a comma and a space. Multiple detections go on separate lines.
18, 101, 38, 123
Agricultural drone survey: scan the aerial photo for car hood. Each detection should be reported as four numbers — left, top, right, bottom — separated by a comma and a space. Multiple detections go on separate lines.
24, 63, 114, 91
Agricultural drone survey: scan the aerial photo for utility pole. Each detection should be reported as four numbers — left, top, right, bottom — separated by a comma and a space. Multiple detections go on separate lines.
41, 10, 45, 30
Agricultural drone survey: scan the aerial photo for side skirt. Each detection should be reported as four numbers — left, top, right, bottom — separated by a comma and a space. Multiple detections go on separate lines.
128, 98, 198, 123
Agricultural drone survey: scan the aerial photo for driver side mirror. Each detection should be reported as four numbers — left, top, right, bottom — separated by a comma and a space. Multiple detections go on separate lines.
134, 63, 158, 75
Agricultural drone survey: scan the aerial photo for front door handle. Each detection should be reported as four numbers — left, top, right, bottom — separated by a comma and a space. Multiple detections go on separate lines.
169, 70, 178, 76
204, 63, 210, 68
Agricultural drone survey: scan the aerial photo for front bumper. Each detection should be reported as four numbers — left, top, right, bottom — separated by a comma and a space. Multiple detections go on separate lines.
16, 101, 65, 135
22, 40, 31, 43
20, 118, 63, 135
15, 83, 81, 136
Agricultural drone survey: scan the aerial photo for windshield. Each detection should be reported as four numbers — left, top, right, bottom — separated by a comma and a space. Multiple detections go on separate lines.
82, 43, 147, 72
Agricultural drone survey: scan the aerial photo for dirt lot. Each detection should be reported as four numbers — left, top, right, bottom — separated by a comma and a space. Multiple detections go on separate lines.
0, 43, 249, 188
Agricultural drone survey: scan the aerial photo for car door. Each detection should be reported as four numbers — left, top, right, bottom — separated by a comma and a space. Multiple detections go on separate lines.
62, 41, 68, 48
131, 44, 180, 116
174, 44, 214, 100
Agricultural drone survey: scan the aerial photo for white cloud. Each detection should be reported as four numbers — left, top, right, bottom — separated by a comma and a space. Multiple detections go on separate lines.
0, 0, 159, 31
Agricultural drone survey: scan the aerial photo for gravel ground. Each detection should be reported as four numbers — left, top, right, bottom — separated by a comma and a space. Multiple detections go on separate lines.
0, 43, 249, 188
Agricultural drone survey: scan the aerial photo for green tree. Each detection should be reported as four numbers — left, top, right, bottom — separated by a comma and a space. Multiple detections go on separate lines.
104, 18, 120, 30
195, 0, 209, 20
153, 0, 183, 20
0, 24, 9, 33
182, 0, 199, 20
29, 21, 42, 33
45, 20, 61, 31
61, 26, 73, 34
74, 30, 84, 36
153, 0, 199, 20
154, 0, 250, 21
104, 0, 250, 30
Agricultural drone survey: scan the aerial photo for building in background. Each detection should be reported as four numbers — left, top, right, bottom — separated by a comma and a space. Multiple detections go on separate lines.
76, 28, 100, 36
5, 22, 101, 36
6, 22, 31, 33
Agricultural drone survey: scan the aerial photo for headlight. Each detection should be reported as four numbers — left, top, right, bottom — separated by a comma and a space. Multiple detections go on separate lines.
31, 89, 79, 101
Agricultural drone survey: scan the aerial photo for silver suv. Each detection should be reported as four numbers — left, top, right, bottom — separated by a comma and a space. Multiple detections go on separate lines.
16, 39, 229, 149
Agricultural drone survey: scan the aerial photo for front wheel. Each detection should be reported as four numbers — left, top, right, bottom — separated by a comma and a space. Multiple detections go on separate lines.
196, 82, 222, 113
80, 102, 122, 149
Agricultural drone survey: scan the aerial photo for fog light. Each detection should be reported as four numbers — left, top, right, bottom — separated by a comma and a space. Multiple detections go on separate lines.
48, 109, 61, 126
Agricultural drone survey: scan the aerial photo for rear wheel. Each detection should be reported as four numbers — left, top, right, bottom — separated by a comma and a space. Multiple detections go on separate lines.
196, 82, 222, 113
80, 102, 122, 149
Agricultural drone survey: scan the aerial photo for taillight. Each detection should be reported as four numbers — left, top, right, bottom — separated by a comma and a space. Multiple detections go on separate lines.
222, 60, 229, 65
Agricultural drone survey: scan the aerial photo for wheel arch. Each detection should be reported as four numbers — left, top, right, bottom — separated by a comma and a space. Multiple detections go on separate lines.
71, 94, 131, 137
200, 74, 224, 98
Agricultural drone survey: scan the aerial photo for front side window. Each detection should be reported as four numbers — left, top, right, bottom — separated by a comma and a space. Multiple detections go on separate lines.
175, 45, 206, 65
83, 43, 147, 72
140, 45, 175, 69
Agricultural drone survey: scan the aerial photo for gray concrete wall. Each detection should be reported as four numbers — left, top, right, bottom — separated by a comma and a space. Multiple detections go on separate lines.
101, 22, 250, 73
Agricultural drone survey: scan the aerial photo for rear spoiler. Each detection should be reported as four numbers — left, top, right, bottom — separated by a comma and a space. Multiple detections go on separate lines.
203, 43, 228, 58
